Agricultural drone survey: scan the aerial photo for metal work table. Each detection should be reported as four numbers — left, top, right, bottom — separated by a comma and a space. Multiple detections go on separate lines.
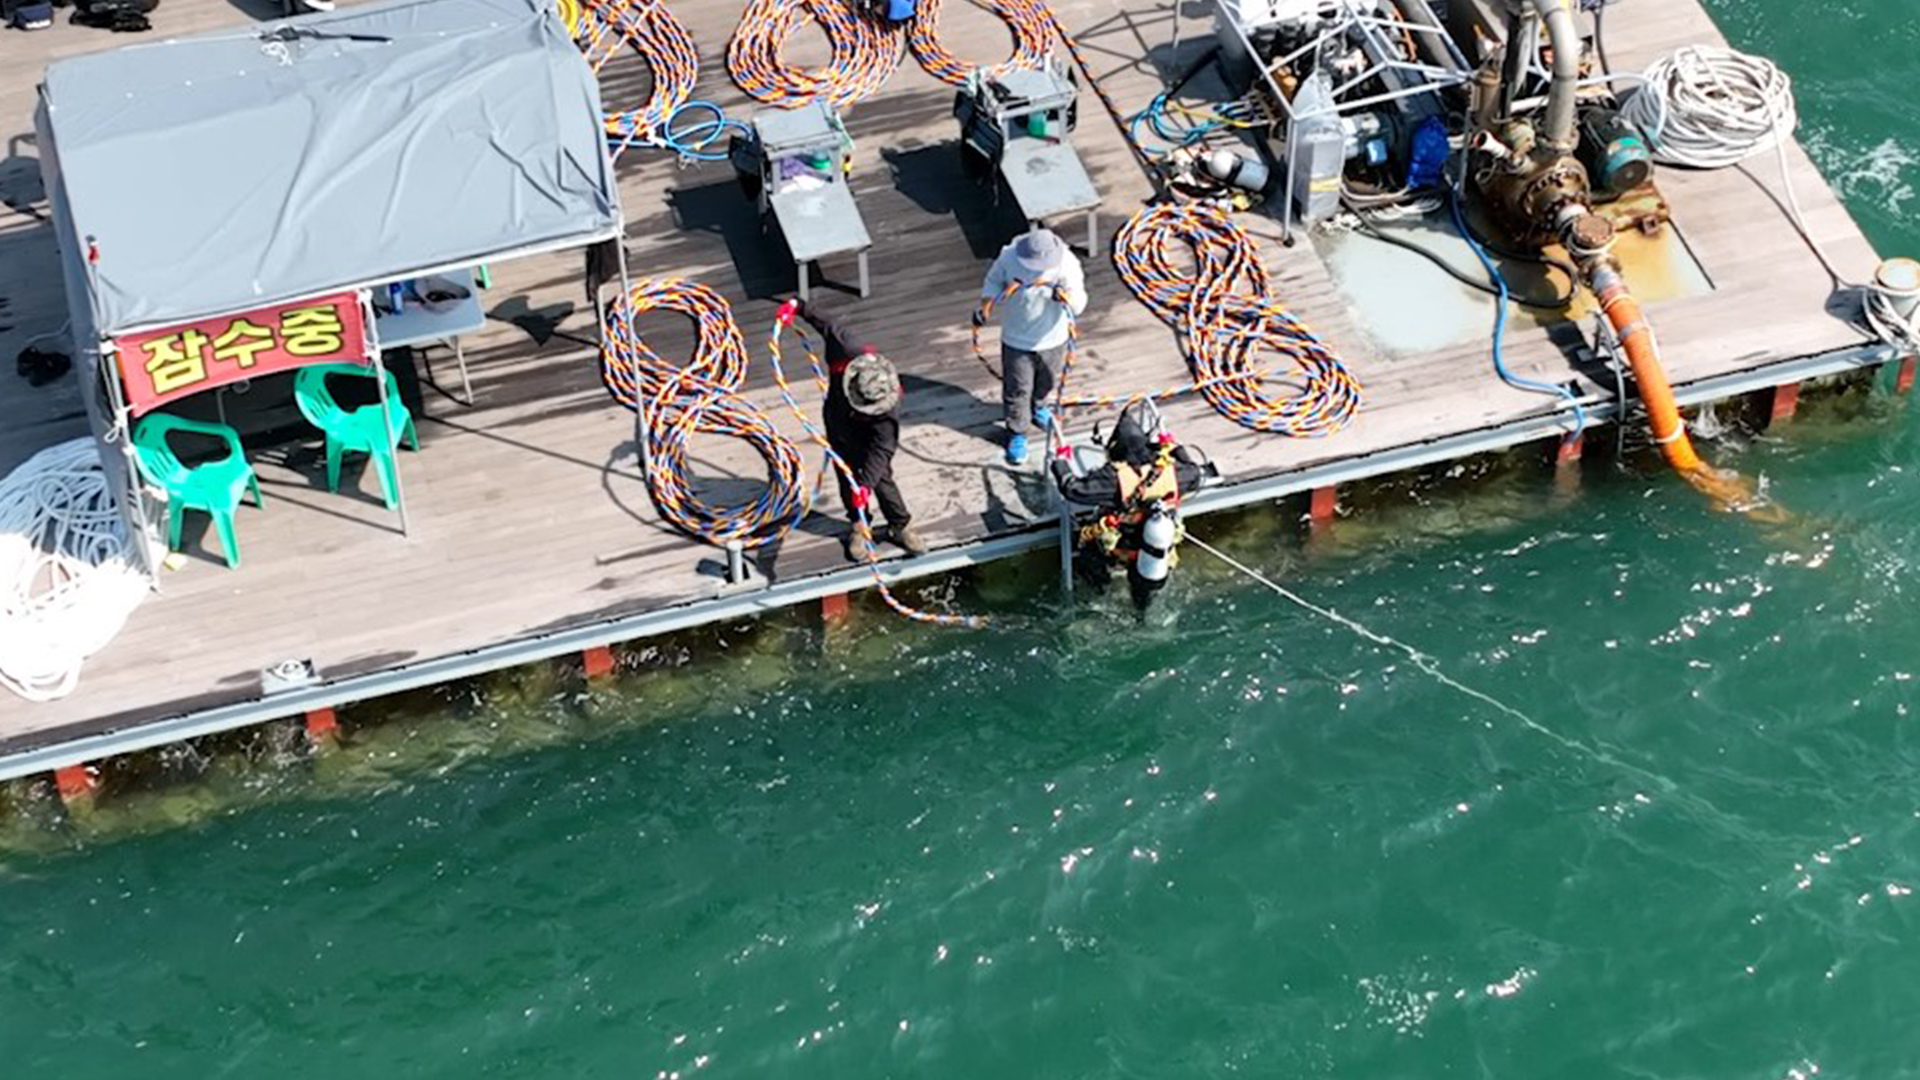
1001, 137, 1101, 254
770, 184, 871, 300
751, 102, 872, 301
957, 64, 1101, 254
372, 267, 486, 405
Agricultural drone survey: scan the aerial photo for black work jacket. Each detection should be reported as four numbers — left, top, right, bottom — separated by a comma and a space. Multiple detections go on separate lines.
798, 302, 901, 489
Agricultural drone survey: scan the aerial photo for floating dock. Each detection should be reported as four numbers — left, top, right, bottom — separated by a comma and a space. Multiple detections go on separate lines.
0, 0, 1904, 781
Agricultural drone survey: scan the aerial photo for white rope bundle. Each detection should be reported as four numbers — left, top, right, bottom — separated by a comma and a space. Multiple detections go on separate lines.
1865, 289, 1920, 349
0, 438, 151, 702
1623, 42, 1920, 351
1622, 44, 1798, 169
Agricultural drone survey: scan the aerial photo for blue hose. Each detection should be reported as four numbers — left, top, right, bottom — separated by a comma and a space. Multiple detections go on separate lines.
663, 101, 749, 162
1127, 93, 1248, 158
1446, 193, 1588, 441
611, 101, 749, 163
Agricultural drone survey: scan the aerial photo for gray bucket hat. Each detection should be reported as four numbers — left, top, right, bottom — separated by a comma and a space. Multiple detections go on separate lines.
1013, 228, 1066, 275
845, 351, 901, 416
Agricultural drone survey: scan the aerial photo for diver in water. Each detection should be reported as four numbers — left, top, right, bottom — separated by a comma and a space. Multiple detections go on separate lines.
1050, 402, 1208, 611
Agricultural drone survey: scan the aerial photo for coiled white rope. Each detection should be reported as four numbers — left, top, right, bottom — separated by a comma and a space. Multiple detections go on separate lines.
0, 438, 151, 702
1623, 45, 1840, 278
1622, 44, 1797, 170
1624, 44, 1920, 350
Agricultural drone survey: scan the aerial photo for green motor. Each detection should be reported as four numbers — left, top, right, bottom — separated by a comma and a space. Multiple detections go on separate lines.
1578, 108, 1654, 198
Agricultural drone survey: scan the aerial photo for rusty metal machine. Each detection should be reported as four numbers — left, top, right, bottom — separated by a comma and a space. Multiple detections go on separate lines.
1211, 0, 1760, 507
1462, 0, 1749, 506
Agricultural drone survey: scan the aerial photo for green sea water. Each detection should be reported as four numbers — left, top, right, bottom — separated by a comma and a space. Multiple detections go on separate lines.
5, 2, 1920, 1075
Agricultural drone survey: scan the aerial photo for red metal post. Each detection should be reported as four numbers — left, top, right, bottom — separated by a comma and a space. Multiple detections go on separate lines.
1769, 381, 1801, 425
1897, 355, 1916, 395
53, 765, 98, 804
820, 592, 851, 624
1308, 485, 1338, 527
304, 707, 340, 747
1555, 433, 1585, 467
1553, 432, 1584, 499
582, 645, 617, 681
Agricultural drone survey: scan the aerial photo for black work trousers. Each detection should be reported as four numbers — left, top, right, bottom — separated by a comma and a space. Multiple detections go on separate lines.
830, 435, 911, 529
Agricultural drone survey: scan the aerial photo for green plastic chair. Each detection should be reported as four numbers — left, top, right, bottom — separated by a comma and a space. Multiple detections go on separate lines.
293, 363, 420, 511
130, 413, 262, 569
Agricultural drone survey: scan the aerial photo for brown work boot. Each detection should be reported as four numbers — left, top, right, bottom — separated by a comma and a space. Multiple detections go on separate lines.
889, 523, 929, 556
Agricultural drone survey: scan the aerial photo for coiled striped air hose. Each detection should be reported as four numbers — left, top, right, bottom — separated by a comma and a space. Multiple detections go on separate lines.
601, 280, 984, 627
601, 279, 810, 548
728, 0, 905, 108
576, 0, 746, 161
970, 279, 1274, 426
1108, 202, 1362, 438
906, 0, 1052, 86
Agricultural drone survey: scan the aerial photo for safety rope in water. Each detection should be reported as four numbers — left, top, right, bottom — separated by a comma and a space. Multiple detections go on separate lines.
906, 0, 1051, 86
767, 321, 986, 628
601, 279, 811, 548
576, 0, 744, 161
1114, 202, 1362, 437
1184, 533, 1623, 769
728, 0, 904, 108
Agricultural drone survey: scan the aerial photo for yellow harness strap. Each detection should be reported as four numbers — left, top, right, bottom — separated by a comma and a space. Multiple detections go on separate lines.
1115, 455, 1179, 508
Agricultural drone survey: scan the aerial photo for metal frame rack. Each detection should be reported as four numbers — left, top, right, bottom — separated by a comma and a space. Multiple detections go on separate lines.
1215, 0, 1475, 239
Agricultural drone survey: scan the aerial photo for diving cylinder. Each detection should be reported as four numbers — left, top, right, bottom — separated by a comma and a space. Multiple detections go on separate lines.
1135, 503, 1178, 583
1203, 149, 1271, 195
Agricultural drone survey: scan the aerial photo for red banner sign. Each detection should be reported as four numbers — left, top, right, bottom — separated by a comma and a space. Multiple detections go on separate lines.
115, 292, 367, 417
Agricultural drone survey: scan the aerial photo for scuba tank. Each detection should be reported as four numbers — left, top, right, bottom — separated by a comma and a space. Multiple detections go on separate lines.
1203, 149, 1270, 195
1134, 501, 1178, 584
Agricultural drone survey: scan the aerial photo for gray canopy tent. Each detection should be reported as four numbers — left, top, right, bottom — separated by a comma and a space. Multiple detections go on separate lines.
34, 0, 627, 568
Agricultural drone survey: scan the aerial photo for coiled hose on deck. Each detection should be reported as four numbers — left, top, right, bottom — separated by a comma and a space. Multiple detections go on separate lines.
906, 0, 1052, 86
1113, 202, 1362, 437
728, 0, 904, 108
601, 280, 983, 626
970, 278, 1276, 419
602, 279, 810, 548
574, 0, 747, 161
967, 206, 1360, 436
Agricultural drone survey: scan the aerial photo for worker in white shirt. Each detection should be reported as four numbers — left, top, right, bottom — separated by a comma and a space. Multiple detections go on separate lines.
975, 227, 1089, 466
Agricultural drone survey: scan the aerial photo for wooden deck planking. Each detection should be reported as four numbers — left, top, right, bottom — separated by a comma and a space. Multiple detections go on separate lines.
0, 0, 1885, 749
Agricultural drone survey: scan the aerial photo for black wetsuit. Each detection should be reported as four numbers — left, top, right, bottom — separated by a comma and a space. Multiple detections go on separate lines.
1050, 449, 1204, 510
1051, 444, 1204, 608
796, 302, 911, 529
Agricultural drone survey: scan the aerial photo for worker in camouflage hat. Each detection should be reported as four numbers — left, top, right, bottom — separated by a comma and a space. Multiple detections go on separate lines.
777, 299, 928, 560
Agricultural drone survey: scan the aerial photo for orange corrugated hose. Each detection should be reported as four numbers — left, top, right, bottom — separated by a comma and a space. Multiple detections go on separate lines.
1597, 281, 1779, 517
1595, 284, 1700, 472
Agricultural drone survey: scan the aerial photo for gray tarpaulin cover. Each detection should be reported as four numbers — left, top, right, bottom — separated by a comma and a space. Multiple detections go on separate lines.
38, 0, 619, 335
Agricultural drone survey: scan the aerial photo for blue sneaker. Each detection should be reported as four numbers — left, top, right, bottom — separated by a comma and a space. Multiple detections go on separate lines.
1006, 432, 1029, 466
1033, 406, 1054, 432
